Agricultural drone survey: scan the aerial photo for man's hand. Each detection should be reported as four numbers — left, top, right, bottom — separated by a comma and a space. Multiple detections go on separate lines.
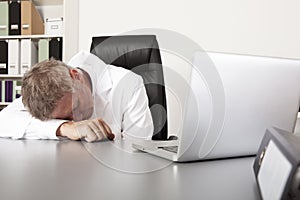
56, 119, 115, 142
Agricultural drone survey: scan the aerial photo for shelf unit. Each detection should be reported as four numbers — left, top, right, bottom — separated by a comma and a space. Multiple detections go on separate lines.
0, 75, 23, 79
0, 35, 63, 40
0, 0, 79, 62
0, 102, 12, 111
0, 102, 10, 106
0, 0, 79, 109
33, 0, 63, 6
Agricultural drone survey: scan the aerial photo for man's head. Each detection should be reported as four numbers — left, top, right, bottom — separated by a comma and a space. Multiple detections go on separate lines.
22, 59, 94, 121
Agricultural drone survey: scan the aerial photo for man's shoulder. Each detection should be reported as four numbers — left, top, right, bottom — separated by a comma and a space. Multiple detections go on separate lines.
108, 65, 143, 86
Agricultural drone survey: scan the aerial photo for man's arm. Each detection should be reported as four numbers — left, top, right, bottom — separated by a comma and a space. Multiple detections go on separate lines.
121, 76, 154, 140
0, 97, 66, 139
0, 98, 115, 142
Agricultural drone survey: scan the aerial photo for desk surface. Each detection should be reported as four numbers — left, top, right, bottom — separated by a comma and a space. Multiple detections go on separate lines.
0, 138, 261, 200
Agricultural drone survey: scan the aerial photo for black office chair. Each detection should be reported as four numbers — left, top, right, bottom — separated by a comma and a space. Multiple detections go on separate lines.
90, 35, 168, 140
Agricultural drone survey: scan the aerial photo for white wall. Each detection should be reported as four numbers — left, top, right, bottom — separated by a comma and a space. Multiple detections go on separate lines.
64, 0, 79, 61
76, 0, 300, 134
78, 0, 300, 59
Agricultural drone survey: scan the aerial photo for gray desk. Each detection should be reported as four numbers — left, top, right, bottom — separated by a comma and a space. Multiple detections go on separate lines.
0, 138, 261, 200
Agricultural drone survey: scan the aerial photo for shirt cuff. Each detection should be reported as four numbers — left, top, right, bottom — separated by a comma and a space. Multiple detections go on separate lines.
24, 118, 68, 140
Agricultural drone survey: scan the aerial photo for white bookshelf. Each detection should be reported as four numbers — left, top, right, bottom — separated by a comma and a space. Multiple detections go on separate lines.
0, 75, 23, 80
33, 0, 63, 6
0, 102, 11, 111
0, 102, 10, 106
0, 0, 79, 62
0, 0, 79, 108
0, 35, 63, 40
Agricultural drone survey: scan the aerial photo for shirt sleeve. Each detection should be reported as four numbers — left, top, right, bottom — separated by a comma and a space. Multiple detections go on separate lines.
121, 76, 154, 140
0, 97, 67, 140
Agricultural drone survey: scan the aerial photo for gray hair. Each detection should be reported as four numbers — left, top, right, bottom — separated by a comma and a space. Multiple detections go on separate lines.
21, 59, 74, 120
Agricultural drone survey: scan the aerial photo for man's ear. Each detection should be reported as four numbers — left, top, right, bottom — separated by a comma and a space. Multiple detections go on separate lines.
69, 69, 80, 80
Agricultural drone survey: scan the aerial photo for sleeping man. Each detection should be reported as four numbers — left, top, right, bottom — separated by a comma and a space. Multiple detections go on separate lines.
0, 51, 153, 142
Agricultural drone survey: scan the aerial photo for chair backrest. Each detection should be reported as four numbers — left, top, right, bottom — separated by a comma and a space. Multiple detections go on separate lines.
90, 35, 168, 140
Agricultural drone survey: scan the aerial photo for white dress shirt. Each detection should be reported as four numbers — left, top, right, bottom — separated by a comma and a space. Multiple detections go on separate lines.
0, 51, 154, 140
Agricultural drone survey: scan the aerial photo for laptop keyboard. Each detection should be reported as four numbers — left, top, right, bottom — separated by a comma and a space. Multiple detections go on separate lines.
160, 146, 178, 153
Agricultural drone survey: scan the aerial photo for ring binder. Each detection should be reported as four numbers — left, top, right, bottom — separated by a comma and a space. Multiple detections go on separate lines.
9, 0, 21, 35
21, 0, 44, 35
0, 1, 8, 36
254, 127, 300, 200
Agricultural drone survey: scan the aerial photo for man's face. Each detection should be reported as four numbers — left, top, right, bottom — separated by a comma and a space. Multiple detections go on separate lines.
51, 80, 94, 121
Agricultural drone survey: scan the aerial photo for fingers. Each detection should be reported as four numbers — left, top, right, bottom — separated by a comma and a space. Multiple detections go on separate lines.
98, 119, 115, 140
88, 120, 106, 141
71, 119, 115, 142
85, 119, 115, 142
101, 119, 112, 133
83, 126, 97, 142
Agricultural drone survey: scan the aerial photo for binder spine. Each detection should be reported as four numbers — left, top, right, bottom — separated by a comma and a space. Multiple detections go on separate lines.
8, 39, 20, 75
12, 80, 16, 101
9, 0, 21, 35
21, 1, 44, 35
0, 40, 8, 74
15, 81, 21, 99
1, 80, 5, 103
38, 39, 49, 62
5, 80, 13, 102
20, 39, 38, 75
21, 0, 31, 35
49, 37, 63, 61
0, 1, 9, 36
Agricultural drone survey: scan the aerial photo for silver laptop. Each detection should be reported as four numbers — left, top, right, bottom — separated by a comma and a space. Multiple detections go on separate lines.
132, 51, 300, 162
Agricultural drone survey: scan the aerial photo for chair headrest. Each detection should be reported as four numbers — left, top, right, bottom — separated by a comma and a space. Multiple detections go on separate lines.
90, 35, 162, 69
